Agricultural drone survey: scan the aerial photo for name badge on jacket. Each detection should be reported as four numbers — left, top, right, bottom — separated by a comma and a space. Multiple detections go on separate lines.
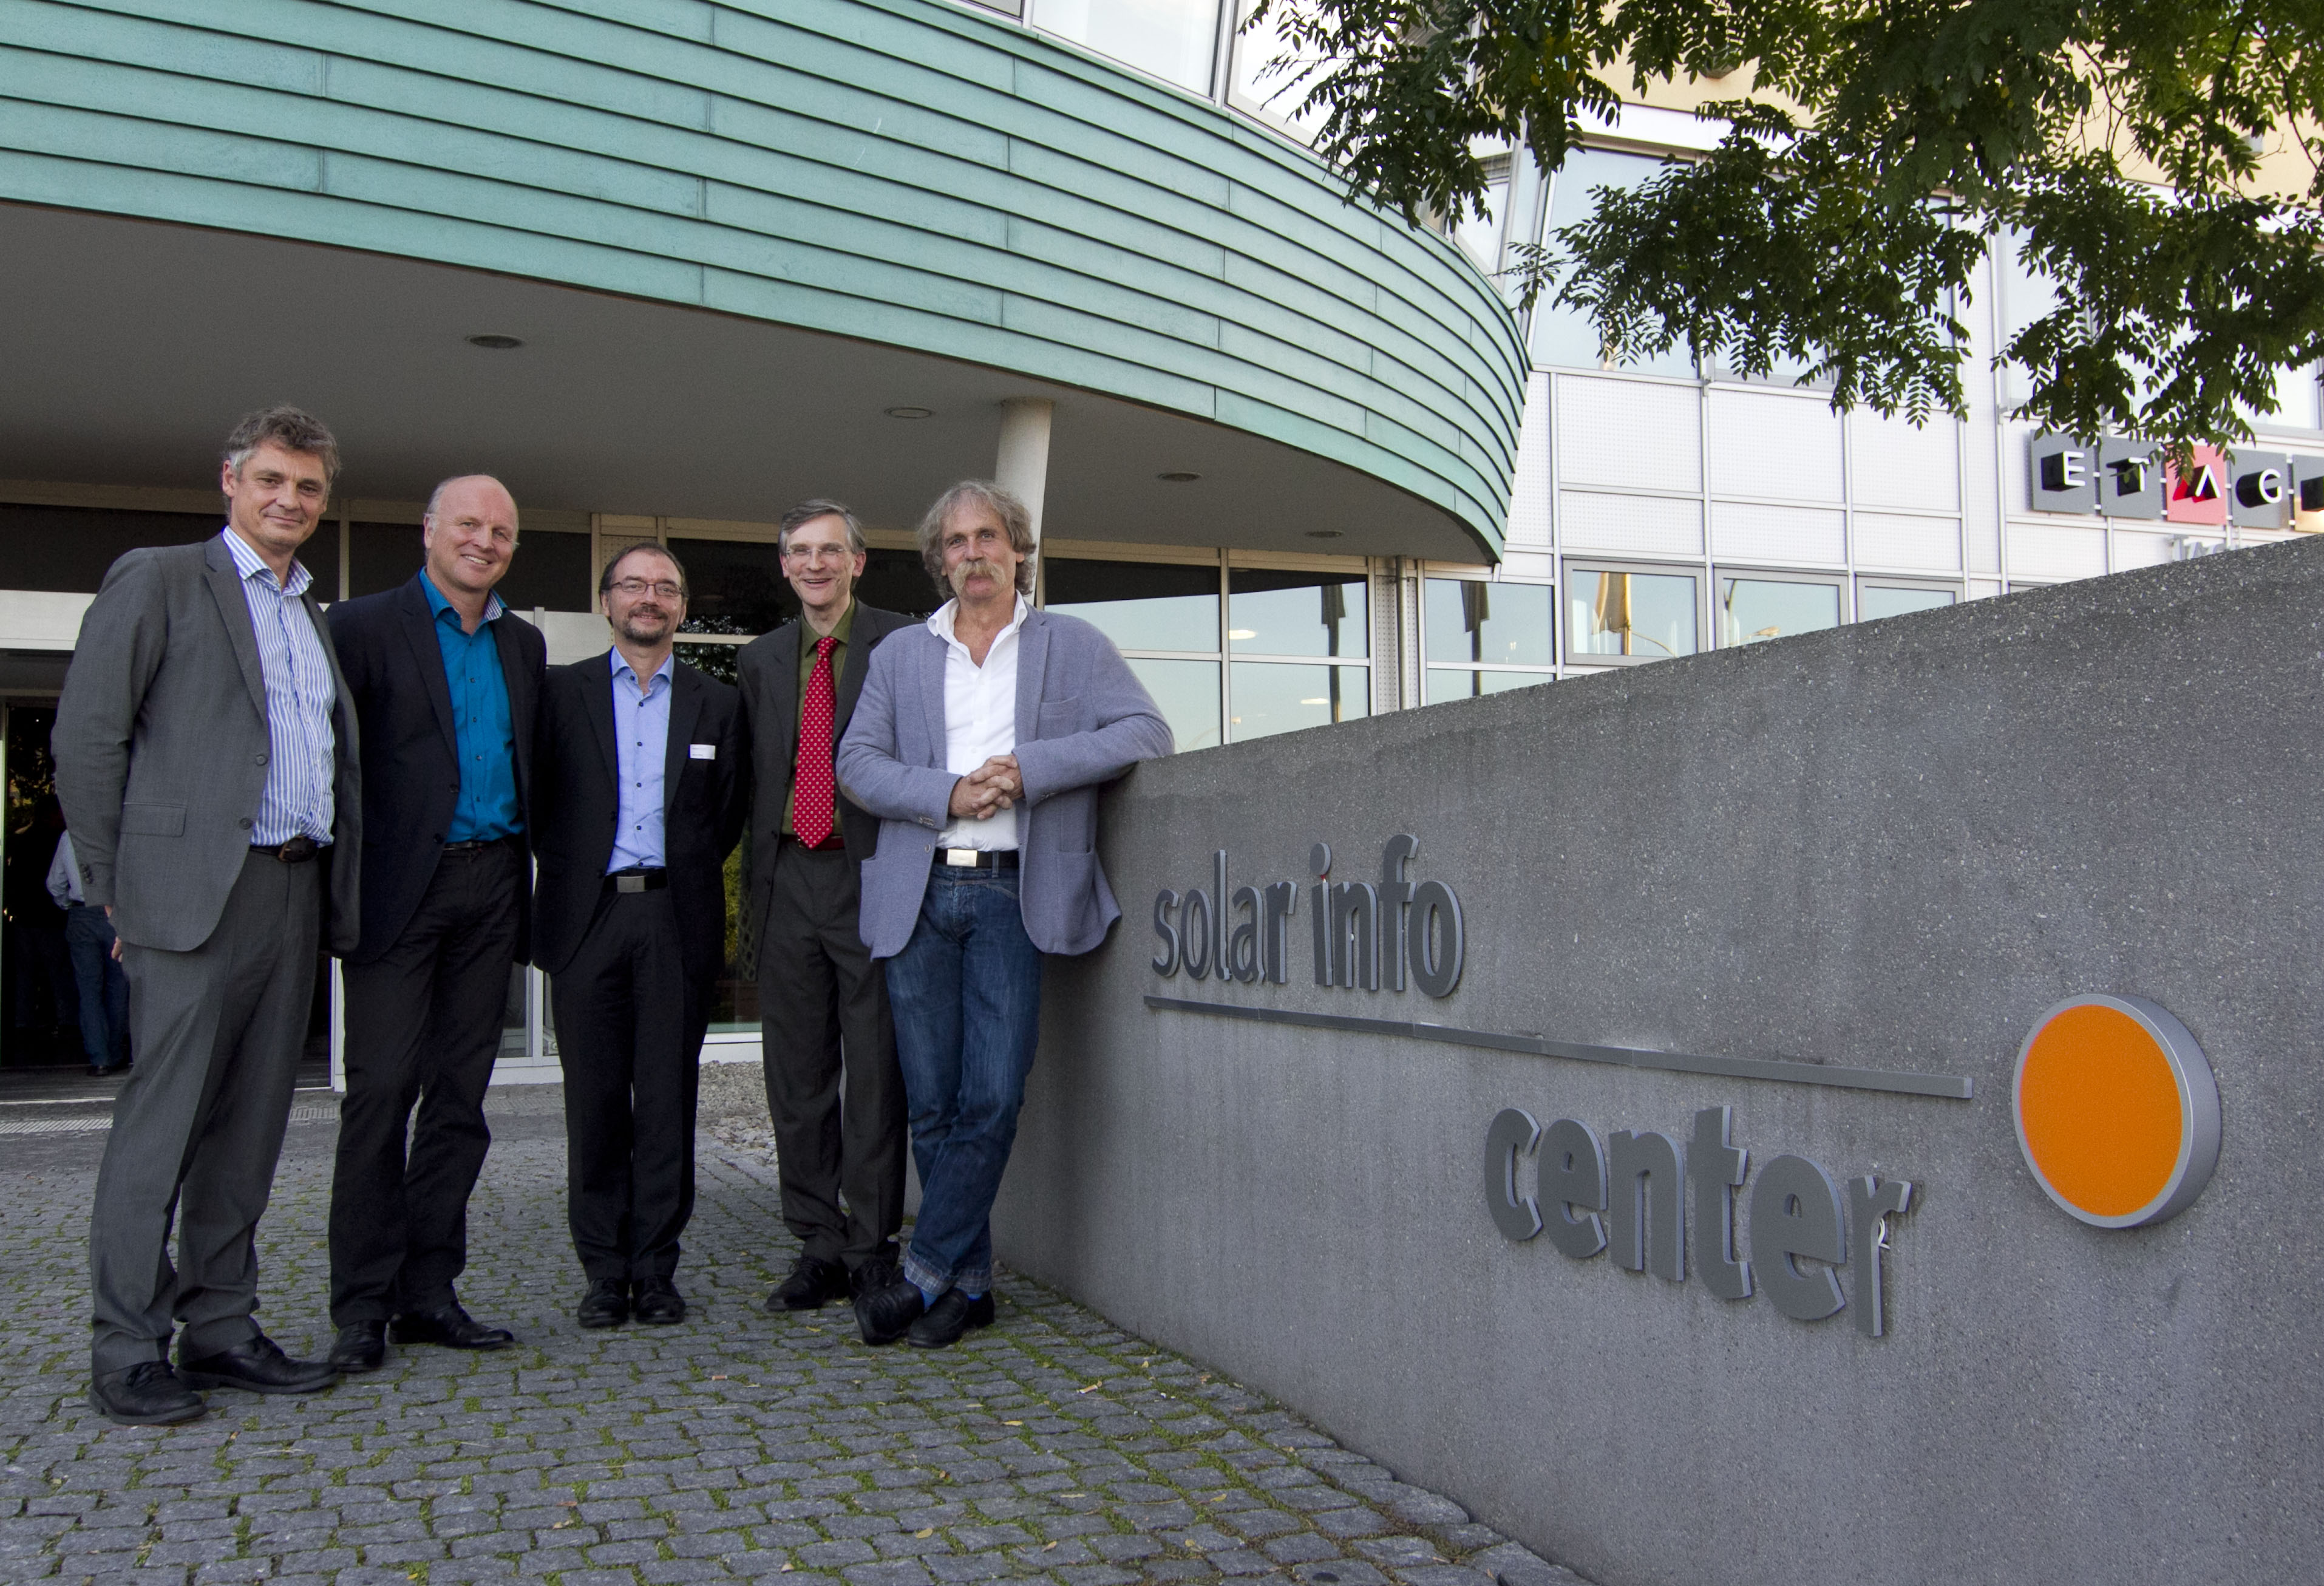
689, 743, 716, 760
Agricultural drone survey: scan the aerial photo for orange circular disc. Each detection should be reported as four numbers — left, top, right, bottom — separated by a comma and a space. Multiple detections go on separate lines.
2013, 995, 2220, 1228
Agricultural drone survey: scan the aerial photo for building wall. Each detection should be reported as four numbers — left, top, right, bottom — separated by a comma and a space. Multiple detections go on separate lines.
995, 535, 2324, 1586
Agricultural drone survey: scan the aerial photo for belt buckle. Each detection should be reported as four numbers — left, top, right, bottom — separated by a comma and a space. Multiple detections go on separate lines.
276, 835, 316, 864
943, 848, 979, 868
616, 873, 647, 894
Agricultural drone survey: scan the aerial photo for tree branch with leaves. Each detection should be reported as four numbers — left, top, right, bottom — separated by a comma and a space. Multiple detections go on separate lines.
1251, 0, 2324, 443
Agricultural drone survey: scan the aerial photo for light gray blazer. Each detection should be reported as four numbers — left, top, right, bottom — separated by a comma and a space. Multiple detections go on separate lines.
837, 607, 1172, 959
52, 535, 362, 955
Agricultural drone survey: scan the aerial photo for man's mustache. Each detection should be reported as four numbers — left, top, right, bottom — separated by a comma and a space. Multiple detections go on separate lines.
950, 557, 1008, 591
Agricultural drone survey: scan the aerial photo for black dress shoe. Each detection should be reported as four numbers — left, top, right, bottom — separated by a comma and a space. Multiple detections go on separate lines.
769, 1254, 849, 1313
854, 1278, 925, 1346
908, 1288, 996, 1349
327, 1321, 387, 1372
177, 1335, 338, 1395
577, 1277, 630, 1329
849, 1257, 899, 1299
88, 1361, 205, 1426
392, 1302, 515, 1350
633, 1276, 685, 1325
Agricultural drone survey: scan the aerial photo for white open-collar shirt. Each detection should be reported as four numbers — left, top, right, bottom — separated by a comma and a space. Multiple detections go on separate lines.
931, 593, 1028, 851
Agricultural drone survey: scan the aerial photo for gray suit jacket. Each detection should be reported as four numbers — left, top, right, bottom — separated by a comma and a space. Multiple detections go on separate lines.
52, 534, 362, 955
836, 607, 1172, 959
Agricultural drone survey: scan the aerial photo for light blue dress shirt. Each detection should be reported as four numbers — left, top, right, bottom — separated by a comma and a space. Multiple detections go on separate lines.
418, 571, 522, 842
219, 528, 336, 846
609, 652, 673, 871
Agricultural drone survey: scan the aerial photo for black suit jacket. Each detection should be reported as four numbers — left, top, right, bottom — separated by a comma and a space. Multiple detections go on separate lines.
326, 576, 546, 966
736, 603, 912, 936
530, 650, 749, 985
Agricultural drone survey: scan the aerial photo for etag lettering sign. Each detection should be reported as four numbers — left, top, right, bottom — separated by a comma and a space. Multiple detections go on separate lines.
2030, 434, 2324, 530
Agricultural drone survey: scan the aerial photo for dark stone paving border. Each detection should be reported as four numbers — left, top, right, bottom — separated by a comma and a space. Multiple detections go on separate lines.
0, 1088, 1589, 1586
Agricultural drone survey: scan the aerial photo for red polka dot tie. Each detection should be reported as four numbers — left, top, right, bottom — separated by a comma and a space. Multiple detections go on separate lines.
793, 635, 839, 849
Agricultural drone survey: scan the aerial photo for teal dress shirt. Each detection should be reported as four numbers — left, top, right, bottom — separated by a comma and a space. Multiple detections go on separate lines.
420, 570, 522, 842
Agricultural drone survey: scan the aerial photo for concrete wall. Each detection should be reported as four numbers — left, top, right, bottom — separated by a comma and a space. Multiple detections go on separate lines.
993, 537, 2324, 1586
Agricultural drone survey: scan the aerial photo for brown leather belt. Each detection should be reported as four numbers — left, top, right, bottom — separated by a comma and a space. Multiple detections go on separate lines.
251, 836, 321, 864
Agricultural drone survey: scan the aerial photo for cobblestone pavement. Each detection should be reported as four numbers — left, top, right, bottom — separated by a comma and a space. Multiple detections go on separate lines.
0, 1080, 1586, 1586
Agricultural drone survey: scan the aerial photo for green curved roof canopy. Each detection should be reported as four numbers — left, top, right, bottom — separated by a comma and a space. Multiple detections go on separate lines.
0, 0, 1526, 554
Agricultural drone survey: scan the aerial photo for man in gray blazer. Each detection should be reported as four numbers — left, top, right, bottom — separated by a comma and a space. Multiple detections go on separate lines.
835, 479, 1170, 1349
53, 406, 361, 1425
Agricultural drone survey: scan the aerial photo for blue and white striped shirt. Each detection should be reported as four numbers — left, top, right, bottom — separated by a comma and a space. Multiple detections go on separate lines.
220, 528, 337, 846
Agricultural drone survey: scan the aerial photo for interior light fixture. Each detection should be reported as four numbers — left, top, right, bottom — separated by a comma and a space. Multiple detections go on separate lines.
466, 333, 524, 350
1226, 629, 1257, 640
1305, 529, 1344, 539
885, 406, 934, 419
1158, 471, 1201, 482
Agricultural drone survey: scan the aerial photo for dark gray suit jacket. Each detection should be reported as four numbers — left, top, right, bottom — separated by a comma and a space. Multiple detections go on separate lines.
52, 534, 362, 955
736, 602, 912, 942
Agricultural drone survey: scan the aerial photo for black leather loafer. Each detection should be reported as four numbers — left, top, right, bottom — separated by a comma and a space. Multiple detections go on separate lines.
89, 1361, 205, 1426
908, 1288, 996, 1349
853, 1278, 925, 1346
177, 1335, 338, 1395
327, 1320, 387, 1372
577, 1277, 630, 1329
633, 1276, 685, 1325
392, 1302, 515, 1350
769, 1253, 849, 1313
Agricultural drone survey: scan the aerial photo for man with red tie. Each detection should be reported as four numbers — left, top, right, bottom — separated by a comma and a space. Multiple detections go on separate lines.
738, 502, 916, 1312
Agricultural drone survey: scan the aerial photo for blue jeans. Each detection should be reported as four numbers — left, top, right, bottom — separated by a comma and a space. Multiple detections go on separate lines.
64, 905, 129, 1069
884, 866, 1043, 1298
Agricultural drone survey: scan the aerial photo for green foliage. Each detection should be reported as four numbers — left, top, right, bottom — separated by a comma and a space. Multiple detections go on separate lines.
1251, 0, 2324, 443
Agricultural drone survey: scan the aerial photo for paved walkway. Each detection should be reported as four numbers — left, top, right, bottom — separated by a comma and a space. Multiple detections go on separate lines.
0, 1084, 1585, 1586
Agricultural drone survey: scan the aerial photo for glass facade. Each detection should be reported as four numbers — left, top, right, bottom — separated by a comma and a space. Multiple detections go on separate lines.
1858, 584, 1956, 621
1568, 568, 1698, 662
1718, 576, 1841, 648
1030, 0, 1218, 93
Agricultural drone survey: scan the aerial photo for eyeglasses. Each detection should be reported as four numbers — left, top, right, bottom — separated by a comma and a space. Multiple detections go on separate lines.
608, 577, 683, 600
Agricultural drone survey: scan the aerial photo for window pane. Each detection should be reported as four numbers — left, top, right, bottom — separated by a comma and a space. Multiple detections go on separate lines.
350, 521, 423, 597
1228, 0, 1322, 138
0, 503, 220, 594
1568, 570, 1696, 659
1031, 0, 1218, 94
1229, 662, 1368, 740
669, 537, 787, 636
497, 530, 593, 613
1424, 579, 1554, 665
2269, 362, 2322, 429
501, 963, 528, 1057
1719, 577, 1840, 647
1228, 569, 1368, 657
856, 549, 942, 623
1126, 658, 1220, 752
707, 843, 755, 1032
1453, 151, 1512, 270
1532, 149, 1696, 377
1424, 668, 1554, 705
1044, 559, 1219, 652
1858, 585, 1955, 621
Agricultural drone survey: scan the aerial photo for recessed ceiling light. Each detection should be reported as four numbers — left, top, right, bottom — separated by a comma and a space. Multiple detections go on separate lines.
885, 406, 933, 419
1158, 471, 1201, 483
1304, 529, 1344, 539
466, 333, 523, 350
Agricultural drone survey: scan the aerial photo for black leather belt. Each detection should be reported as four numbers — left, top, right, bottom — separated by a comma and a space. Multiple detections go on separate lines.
251, 835, 320, 864
606, 867, 668, 893
444, 835, 516, 854
936, 848, 1018, 871
781, 833, 846, 853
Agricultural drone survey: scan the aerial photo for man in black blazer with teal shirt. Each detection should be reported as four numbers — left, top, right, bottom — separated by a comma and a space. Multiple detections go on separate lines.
738, 500, 915, 1314
321, 475, 545, 1373
532, 542, 748, 1328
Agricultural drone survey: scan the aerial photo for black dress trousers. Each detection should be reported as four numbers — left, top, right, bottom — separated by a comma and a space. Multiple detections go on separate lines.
328, 839, 523, 1324
756, 839, 906, 1272
551, 885, 705, 1282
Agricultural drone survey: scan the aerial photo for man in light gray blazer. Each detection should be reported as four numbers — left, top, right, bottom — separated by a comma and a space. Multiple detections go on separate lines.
836, 479, 1170, 1349
53, 406, 361, 1425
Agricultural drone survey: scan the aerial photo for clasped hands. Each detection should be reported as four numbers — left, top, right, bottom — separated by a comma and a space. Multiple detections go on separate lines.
946, 754, 1021, 821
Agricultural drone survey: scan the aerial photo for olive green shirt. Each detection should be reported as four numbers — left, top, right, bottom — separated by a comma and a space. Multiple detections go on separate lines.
782, 600, 855, 837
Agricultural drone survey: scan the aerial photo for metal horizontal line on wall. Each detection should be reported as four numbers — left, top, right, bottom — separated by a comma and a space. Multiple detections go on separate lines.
1144, 995, 1975, 1101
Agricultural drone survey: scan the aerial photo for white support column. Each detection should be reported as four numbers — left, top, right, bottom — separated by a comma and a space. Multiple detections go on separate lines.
995, 398, 1054, 588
